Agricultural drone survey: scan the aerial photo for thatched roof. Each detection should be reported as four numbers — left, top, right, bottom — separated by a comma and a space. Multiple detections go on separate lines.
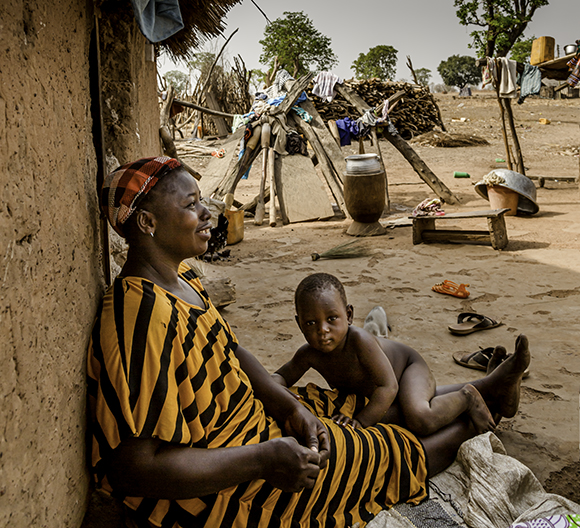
161, 0, 243, 61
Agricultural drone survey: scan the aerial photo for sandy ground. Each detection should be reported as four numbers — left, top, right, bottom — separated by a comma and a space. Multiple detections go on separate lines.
186, 92, 580, 502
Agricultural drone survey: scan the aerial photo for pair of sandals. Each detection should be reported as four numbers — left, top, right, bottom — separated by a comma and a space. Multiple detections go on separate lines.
450, 312, 530, 378
453, 346, 530, 379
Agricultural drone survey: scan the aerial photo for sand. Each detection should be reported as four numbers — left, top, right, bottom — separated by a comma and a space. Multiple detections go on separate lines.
187, 91, 580, 502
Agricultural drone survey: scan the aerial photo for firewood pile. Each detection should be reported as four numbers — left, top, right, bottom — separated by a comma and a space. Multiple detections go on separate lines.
308, 79, 445, 139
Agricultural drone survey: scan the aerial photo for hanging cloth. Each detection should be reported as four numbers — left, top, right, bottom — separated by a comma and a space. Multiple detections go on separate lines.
498, 58, 518, 98
312, 72, 344, 102
130, 0, 184, 42
517, 64, 542, 104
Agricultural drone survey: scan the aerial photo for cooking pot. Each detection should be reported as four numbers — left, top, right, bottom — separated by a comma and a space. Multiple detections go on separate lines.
564, 44, 577, 55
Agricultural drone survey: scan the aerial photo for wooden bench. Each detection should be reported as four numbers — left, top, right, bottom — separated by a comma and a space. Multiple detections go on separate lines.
411, 208, 510, 250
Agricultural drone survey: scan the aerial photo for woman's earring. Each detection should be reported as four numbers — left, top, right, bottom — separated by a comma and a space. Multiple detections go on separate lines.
150, 232, 154, 238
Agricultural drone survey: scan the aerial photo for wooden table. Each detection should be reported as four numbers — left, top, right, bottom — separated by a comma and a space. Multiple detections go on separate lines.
411, 208, 510, 250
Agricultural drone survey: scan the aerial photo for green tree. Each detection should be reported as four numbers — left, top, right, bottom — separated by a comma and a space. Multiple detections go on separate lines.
163, 70, 189, 96
351, 45, 398, 81
415, 68, 432, 86
437, 55, 482, 89
455, 0, 549, 58
259, 11, 338, 80
510, 36, 534, 63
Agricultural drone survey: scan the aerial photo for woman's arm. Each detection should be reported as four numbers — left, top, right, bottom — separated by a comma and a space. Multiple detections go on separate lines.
234, 344, 329, 459
352, 329, 399, 428
105, 434, 323, 499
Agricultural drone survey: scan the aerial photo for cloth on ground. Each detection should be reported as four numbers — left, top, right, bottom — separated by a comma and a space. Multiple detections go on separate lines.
87, 266, 429, 528
312, 72, 344, 102
499, 58, 518, 98
367, 433, 580, 528
510, 514, 580, 527
518, 64, 542, 104
129, 0, 184, 42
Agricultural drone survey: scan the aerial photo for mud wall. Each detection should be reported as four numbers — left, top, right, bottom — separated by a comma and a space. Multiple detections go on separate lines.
0, 1, 159, 526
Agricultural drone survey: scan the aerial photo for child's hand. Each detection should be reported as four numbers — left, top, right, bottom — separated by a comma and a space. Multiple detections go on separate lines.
332, 414, 361, 429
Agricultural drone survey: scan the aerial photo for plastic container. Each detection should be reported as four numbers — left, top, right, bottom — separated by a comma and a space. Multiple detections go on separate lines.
487, 185, 518, 216
453, 171, 470, 178
530, 36, 555, 65
224, 209, 244, 245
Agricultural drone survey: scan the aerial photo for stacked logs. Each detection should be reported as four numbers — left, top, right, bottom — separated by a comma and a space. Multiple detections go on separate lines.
308, 79, 444, 140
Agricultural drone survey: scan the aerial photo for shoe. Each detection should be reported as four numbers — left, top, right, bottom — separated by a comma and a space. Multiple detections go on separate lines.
448, 312, 502, 335
432, 280, 470, 298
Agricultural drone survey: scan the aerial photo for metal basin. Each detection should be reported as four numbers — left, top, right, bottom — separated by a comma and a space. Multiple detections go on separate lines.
345, 154, 381, 175
564, 44, 577, 55
474, 169, 539, 215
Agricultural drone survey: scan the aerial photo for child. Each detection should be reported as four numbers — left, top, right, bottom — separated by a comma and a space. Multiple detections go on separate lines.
273, 272, 496, 435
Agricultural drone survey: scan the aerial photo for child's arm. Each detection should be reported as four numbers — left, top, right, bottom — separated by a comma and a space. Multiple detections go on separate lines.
351, 329, 399, 429
273, 346, 311, 388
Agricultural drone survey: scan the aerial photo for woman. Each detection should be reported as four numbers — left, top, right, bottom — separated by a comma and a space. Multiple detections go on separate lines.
88, 157, 529, 528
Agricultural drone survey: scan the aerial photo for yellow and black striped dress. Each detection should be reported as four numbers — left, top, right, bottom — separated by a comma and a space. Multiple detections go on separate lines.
87, 264, 428, 528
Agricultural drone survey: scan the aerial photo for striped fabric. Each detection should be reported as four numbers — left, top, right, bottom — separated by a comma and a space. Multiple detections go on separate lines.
87, 264, 428, 527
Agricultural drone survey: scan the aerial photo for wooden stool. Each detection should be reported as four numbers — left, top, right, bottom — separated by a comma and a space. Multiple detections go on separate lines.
411, 208, 510, 250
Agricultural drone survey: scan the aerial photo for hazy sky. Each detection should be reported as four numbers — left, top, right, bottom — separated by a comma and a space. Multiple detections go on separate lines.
159, 0, 578, 85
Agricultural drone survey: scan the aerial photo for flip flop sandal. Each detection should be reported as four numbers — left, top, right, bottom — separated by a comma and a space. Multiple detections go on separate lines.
432, 280, 470, 298
453, 347, 531, 378
453, 347, 494, 371
448, 312, 502, 336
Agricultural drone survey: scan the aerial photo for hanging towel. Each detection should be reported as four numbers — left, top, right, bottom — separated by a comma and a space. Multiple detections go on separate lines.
498, 58, 518, 98
517, 64, 542, 104
312, 72, 344, 102
130, 0, 184, 42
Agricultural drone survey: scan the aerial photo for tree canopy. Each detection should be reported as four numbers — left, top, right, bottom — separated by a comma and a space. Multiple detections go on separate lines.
415, 68, 432, 86
259, 11, 338, 80
351, 45, 398, 81
437, 55, 482, 89
455, 0, 549, 58
163, 70, 190, 96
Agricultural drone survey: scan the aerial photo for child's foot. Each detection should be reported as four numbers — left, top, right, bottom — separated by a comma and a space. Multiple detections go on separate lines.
487, 345, 507, 374
488, 334, 531, 418
462, 384, 496, 434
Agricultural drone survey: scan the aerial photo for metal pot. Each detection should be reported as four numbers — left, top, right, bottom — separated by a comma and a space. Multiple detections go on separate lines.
564, 44, 577, 55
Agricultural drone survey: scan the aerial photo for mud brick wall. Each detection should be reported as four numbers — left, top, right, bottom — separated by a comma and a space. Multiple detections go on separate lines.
0, 1, 159, 525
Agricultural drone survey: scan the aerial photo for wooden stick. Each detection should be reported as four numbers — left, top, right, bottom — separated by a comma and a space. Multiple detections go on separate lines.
503, 97, 525, 174
174, 99, 237, 119
255, 147, 267, 225
268, 147, 276, 227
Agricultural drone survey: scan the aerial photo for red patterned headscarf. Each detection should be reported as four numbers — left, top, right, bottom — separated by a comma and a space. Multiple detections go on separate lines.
100, 156, 182, 236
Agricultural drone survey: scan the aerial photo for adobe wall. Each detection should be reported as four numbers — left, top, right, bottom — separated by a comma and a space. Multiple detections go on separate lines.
0, 1, 159, 526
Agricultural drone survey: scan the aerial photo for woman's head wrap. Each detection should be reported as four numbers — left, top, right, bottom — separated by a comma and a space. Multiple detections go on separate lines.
100, 156, 181, 236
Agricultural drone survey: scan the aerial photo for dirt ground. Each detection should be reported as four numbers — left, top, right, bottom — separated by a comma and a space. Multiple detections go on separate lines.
187, 92, 580, 502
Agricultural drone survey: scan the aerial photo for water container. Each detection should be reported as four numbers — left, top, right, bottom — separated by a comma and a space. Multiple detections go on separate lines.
530, 37, 555, 65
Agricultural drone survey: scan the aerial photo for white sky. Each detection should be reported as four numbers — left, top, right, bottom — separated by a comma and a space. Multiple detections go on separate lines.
158, 0, 578, 85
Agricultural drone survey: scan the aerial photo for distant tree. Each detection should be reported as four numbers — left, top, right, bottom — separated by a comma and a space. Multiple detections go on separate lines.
438, 55, 482, 89
163, 70, 189, 96
454, 0, 549, 58
510, 36, 534, 63
351, 45, 398, 81
415, 68, 432, 86
259, 11, 338, 82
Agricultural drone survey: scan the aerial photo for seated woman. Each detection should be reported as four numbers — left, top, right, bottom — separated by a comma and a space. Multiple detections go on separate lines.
88, 157, 530, 528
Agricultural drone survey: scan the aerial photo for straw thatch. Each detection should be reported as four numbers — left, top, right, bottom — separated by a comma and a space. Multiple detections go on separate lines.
162, 0, 244, 61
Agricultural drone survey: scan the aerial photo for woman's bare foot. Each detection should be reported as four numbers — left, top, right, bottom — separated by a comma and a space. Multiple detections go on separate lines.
487, 345, 507, 374
485, 334, 531, 418
462, 384, 496, 434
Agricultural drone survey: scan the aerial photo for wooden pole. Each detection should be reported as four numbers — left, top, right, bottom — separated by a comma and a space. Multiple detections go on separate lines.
503, 98, 525, 174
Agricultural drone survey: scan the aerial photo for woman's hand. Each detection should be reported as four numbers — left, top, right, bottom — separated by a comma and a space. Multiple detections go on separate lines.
332, 413, 362, 429
284, 404, 330, 468
260, 437, 323, 492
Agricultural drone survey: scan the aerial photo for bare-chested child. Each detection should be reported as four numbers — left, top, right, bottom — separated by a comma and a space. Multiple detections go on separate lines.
272, 272, 499, 435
